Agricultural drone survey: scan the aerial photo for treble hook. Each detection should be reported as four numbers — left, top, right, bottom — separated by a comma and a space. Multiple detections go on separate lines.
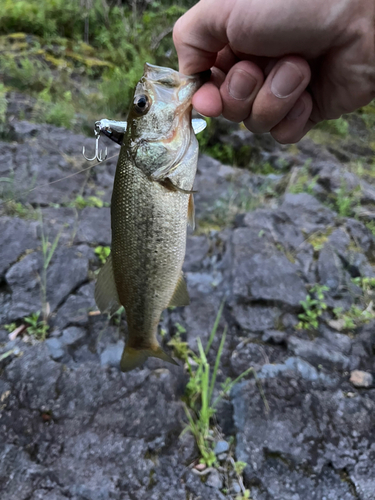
82, 129, 108, 162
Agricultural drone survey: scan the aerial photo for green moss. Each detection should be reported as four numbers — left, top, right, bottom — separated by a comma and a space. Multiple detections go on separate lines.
315, 117, 349, 137
307, 227, 334, 251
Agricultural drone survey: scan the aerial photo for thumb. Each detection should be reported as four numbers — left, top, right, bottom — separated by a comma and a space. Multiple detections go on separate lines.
173, 0, 231, 75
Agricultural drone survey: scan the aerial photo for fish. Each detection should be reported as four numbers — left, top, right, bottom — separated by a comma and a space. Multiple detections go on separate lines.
94, 63, 208, 372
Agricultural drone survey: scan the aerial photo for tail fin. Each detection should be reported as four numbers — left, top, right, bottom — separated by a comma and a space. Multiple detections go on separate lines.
120, 344, 178, 372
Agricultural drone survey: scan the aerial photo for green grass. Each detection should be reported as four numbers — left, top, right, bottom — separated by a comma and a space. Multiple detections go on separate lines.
39, 210, 62, 325
174, 303, 267, 467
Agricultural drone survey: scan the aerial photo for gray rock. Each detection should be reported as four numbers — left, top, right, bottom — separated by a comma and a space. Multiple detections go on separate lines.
262, 329, 287, 344
10, 120, 40, 140
318, 242, 345, 291
75, 207, 111, 245
243, 208, 305, 251
288, 336, 351, 371
206, 469, 223, 489
100, 340, 124, 367
6, 246, 89, 320
60, 326, 86, 347
52, 293, 95, 330
183, 235, 210, 272
257, 356, 336, 385
232, 375, 375, 500
232, 304, 281, 333
0, 218, 38, 277
346, 218, 375, 260
1, 343, 228, 500
231, 227, 306, 307
45, 337, 66, 361
214, 440, 229, 455
231, 342, 268, 375
280, 192, 335, 235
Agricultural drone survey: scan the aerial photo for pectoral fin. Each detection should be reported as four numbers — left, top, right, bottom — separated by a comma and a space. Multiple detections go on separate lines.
188, 193, 195, 229
94, 254, 121, 316
120, 344, 178, 372
168, 274, 190, 307
159, 177, 196, 194
192, 118, 207, 135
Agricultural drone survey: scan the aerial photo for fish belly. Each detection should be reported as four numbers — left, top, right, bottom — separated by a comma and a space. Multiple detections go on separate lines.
111, 151, 190, 346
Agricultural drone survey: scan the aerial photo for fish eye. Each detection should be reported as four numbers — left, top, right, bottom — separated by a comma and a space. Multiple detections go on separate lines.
133, 94, 150, 115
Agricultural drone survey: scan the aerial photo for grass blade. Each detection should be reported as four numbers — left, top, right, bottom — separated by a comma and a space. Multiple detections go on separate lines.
205, 300, 224, 355
208, 325, 227, 405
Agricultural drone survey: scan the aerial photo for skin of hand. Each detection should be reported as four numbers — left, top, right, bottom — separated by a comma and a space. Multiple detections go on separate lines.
173, 0, 375, 143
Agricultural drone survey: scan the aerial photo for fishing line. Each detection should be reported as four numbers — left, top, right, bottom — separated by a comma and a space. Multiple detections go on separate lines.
0, 152, 119, 207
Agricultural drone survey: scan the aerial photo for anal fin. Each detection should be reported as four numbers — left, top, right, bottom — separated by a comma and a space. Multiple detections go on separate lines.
168, 273, 190, 307
94, 254, 121, 316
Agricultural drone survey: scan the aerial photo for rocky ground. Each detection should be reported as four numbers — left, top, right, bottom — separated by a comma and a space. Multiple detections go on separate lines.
1, 113, 375, 500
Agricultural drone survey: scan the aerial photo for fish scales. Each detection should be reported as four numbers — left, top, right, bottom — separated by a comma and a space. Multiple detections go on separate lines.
94, 63, 207, 371
111, 139, 196, 345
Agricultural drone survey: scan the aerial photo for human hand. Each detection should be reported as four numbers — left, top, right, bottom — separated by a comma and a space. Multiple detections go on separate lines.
173, 0, 375, 143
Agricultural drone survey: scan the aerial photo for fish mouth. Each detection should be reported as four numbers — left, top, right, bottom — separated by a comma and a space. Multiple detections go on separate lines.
143, 63, 210, 102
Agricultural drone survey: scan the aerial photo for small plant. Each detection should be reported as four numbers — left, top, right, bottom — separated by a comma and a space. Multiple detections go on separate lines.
95, 245, 110, 264
73, 195, 104, 209
180, 304, 262, 467
365, 221, 375, 237
168, 334, 190, 361
288, 160, 317, 195
316, 117, 349, 137
3, 323, 16, 333
352, 276, 375, 291
39, 211, 62, 323
333, 304, 374, 330
234, 461, 247, 475
236, 490, 252, 500
297, 284, 329, 330
24, 312, 49, 340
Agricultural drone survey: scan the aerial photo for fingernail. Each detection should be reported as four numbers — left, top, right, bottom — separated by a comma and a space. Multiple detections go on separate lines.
228, 70, 257, 100
271, 62, 303, 98
286, 98, 306, 120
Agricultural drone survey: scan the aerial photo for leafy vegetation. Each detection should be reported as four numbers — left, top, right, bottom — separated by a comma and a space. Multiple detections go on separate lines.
24, 311, 49, 340
334, 181, 361, 217
288, 161, 318, 195
72, 194, 105, 209
332, 305, 373, 331
315, 116, 349, 137
3, 322, 16, 333
0, 0, 195, 129
94, 245, 110, 264
297, 284, 329, 330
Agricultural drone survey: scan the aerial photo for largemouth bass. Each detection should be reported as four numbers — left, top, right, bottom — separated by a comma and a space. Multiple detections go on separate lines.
94, 63, 208, 372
